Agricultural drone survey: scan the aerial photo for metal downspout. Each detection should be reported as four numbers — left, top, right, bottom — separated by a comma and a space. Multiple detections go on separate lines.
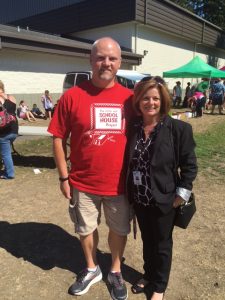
134, 23, 138, 70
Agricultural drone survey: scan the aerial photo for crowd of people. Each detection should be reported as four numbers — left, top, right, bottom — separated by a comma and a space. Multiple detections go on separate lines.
16, 90, 55, 122
1, 36, 225, 300
172, 79, 225, 117
0, 87, 56, 179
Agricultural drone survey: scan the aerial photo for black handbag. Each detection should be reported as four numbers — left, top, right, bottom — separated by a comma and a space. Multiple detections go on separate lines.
174, 193, 196, 229
170, 122, 196, 229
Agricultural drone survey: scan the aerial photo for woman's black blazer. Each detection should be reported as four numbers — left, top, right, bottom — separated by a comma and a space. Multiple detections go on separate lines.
125, 115, 198, 214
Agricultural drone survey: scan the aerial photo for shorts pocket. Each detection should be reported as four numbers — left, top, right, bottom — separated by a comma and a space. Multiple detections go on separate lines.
69, 203, 78, 225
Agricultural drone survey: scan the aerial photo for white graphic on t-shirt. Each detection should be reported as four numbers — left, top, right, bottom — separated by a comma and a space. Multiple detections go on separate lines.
83, 103, 125, 146
91, 134, 115, 145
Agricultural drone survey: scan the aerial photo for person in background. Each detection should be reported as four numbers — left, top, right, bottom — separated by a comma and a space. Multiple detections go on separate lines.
172, 81, 182, 107
182, 82, 191, 108
19, 100, 36, 122
51, 99, 60, 117
48, 37, 133, 300
0, 80, 18, 179
210, 78, 225, 115
126, 76, 197, 300
188, 91, 206, 117
41, 90, 53, 120
31, 103, 46, 119
196, 78, 209, 94
223, 80, 225, 110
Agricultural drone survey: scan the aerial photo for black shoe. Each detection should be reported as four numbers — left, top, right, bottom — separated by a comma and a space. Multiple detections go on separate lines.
131, 278, 149, 294
0, 175, 14, 179
107, 272, 127, 300
68, 266, 102, 295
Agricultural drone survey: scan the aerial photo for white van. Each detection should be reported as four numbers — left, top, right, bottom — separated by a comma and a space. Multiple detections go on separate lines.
63, 70, 148, 92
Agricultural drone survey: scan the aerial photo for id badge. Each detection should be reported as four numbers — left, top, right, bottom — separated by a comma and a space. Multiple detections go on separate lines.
133, 171, 142, 185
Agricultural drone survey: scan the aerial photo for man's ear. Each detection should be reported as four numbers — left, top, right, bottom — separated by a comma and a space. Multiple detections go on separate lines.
89, 54, 93, 65
118, 58, 121, 69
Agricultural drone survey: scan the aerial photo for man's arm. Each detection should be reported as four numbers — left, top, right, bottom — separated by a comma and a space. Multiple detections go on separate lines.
53, 136, 71, 200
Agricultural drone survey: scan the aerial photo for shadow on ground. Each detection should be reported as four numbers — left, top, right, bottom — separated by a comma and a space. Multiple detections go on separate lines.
12, 154, 56, 169
0, 221, 141, 284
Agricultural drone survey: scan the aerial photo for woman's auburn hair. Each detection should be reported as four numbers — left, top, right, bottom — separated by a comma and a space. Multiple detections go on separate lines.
133, 80, 171, 116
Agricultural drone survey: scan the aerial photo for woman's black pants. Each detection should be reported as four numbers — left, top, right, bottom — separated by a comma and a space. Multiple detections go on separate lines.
134, 203, 176, 293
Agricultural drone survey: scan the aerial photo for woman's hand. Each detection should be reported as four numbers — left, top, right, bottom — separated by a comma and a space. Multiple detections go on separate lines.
173, 195, 185, 208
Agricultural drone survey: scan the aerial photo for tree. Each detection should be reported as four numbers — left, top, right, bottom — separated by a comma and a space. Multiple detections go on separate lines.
200, 0, 225, 29
171, 0, 225, 29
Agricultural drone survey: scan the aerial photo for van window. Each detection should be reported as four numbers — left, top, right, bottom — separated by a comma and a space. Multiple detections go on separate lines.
63, 70, 147, 92
116, 75, 135, 89
116, 76, 127, 87
76, 73, 89, 85
126, 79, 135, 89
64, 73, 75, 89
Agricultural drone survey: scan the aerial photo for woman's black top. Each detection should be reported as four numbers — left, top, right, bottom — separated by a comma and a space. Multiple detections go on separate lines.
130, 120, 163, 206
0, 99, 18, 137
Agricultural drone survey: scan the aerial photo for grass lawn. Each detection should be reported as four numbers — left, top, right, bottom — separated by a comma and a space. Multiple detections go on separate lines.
194, 121, 225, 181
13, 116, 225, 183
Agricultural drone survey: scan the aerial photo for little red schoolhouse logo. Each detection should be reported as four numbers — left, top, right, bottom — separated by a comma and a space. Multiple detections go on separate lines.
91, 103, 124, 133
83, 103, 125, 146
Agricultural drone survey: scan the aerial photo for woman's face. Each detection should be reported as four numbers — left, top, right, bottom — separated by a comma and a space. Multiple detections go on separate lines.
139, 87, 161, 119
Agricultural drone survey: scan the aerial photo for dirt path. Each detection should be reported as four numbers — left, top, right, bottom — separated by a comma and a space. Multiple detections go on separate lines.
0, 113, 225, 300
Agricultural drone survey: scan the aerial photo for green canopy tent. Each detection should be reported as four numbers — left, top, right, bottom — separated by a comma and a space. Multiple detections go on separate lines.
163, 56, 225, 78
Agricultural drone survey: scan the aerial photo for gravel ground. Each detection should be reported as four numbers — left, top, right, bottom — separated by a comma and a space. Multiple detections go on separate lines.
0, 112, 224, 300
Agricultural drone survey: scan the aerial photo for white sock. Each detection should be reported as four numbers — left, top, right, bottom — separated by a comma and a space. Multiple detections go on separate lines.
87, 266, 98, 272
110, 270, 121, 274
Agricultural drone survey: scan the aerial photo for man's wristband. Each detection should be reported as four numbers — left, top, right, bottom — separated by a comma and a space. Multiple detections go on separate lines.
59, 176, 69, 182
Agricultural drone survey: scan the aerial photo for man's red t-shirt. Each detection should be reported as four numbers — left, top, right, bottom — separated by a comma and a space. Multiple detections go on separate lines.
48, 81, 133, 195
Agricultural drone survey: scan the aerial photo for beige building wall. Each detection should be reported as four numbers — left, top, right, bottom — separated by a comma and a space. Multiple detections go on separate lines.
0, 46, 131, 107
70, 23, 133, 52
74, 22, 225, 90
1, 23, 224, 107
0, 48, 89, 107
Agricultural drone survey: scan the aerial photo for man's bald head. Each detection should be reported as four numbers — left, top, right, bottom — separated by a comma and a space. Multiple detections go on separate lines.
90, 37, 122, 88
91, 37, 121, 58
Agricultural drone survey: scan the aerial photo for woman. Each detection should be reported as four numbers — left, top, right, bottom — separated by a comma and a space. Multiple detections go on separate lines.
19, 100, 36, 121
41, 90, 53, 120
0, 80, 18, 179
126, 77, 197, 299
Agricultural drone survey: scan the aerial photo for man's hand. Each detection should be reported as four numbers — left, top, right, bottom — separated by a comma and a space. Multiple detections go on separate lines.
60, 180, 72, 200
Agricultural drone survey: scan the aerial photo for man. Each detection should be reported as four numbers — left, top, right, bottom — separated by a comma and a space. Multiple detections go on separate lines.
31, 104, 46, 119
172, 81, 182, 107
210, 78, 225, 115
196, 78, 209, 93
182, 82, 191, 108
48, 37, 133, 300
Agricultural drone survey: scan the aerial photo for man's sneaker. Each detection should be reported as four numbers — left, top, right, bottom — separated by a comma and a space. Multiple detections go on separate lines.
68, 266, 102, 295
107, 272, 128, 300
